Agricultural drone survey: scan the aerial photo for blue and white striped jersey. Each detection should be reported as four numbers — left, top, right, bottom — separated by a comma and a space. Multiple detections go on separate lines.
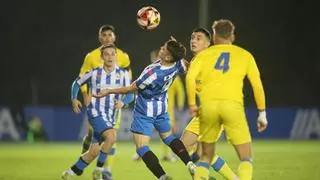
134, 60, 187, 117
76, 66, 131, 124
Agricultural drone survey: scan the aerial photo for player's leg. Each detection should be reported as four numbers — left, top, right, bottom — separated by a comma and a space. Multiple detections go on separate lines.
81, 124, 93, 153
61, 142, 101, 180
210, 128, 237, 180
131, 115, 169, 179
93, 128, 117, 180
102, 110, 121, 179
222, 101, 252, 180
156, 113, 196, 176
180, 117, 201, 162
81, 92, 93, 153
194, 100, 221, 180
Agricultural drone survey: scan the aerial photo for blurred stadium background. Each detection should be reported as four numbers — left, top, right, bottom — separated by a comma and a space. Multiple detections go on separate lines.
0, 0, 319, 179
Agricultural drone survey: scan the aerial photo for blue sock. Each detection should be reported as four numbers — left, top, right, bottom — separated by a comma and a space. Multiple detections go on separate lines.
71, 157, 88, 175
212, 156, 225, 171
97, 151, 108, 167
191, 152, 200, 163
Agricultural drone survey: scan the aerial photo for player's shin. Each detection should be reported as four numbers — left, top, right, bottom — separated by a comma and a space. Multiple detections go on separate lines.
137, 146, 166, 178
211, 155, 237, 180
163, 134, 191, 165
105, 143, 116, 170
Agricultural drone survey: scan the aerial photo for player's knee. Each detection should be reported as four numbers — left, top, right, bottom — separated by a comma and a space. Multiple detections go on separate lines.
162, 134, 176, 146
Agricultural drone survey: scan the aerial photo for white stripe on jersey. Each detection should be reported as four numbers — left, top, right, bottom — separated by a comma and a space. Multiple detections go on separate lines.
157, 101, 162, 116
147, 101, 153, 117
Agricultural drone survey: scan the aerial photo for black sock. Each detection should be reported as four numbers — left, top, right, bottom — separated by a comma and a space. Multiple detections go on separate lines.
141, 151, 166, 178
169, 139, 191, 165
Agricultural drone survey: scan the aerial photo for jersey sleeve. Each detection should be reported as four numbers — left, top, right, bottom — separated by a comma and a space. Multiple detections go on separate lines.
247, 56, 266, 110
135, 68, 157, 90
76, 70, 93, 86
79, 53, 94, 93
186, 56, 203, 106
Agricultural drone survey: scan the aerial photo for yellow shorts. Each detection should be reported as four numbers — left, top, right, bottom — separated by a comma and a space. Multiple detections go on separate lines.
199, 100, 251, 145
185, 117, 200, 135
185, 116, 223, 139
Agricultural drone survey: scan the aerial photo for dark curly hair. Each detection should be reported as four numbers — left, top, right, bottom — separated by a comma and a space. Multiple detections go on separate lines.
166, 40, 186, 62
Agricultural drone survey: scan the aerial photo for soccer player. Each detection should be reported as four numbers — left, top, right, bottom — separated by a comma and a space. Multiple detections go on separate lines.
186, 19, 268, 180
79, 24, 131, 179
132, 49, 186, 162
95, 39, 196, 180
61, 44, 134, 180
180, 28, 237, 179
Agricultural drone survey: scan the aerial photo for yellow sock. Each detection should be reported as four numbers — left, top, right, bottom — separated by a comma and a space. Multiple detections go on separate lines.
105, 143, 117, 170
211, 155, 237, 180
194, 162, 210, 180
238, 161, 253, 180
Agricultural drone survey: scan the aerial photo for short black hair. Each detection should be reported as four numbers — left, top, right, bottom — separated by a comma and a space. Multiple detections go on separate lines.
100, 44, 117, 52
166, 40, 186, 62
99, 24, 115, 34
192, 27, 211, 42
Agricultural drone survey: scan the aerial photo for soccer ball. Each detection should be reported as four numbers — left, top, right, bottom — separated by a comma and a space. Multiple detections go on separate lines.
137, 6, 160, 30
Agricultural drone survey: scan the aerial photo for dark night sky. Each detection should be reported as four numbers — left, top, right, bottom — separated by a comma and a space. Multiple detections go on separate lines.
0, 0, 319, 107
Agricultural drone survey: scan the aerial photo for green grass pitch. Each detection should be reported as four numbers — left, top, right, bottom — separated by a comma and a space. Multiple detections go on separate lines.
0, 140, 319, 180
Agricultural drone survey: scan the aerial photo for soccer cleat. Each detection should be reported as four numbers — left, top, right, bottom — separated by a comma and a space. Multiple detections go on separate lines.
187, 161, 196, 176
159, 174, 173, 180
132, 153, 141, 161
102, 168, 112, 180
92, 169, 103, 180
61, 171, 73, 180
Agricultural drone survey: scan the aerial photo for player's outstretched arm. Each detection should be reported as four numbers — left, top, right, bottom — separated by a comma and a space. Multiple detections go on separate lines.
95, 81, 138, 97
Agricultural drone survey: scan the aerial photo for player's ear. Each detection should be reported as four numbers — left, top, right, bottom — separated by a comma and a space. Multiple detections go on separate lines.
231, 34, 235, 43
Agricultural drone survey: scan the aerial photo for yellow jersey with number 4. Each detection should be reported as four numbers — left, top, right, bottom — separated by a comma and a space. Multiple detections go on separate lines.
187, 44, 265, 110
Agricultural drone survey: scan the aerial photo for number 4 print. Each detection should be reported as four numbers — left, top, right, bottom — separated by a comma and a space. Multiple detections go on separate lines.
214, 52, 230, 73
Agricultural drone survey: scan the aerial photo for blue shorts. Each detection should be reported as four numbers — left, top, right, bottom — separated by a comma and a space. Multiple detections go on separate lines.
89, 116, 113, 144
130, 112, 171, 136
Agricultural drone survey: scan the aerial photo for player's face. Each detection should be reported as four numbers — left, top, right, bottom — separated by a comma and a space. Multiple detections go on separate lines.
101, 47, 117, 67
158, 43, 173, 63
99, 30, 116, 45
190, 32, 210, 54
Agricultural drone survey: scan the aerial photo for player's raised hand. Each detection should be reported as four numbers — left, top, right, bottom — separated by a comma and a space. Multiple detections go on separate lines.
257, 110, 268, 133
93, 89, 110, 98
71, 99, 82, 114
189, 104, 199, 117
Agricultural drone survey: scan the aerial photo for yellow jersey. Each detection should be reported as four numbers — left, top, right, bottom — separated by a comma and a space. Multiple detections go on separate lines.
186, 44, 265, 110
167, 76, 185, 123
79, 47, 131, 93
